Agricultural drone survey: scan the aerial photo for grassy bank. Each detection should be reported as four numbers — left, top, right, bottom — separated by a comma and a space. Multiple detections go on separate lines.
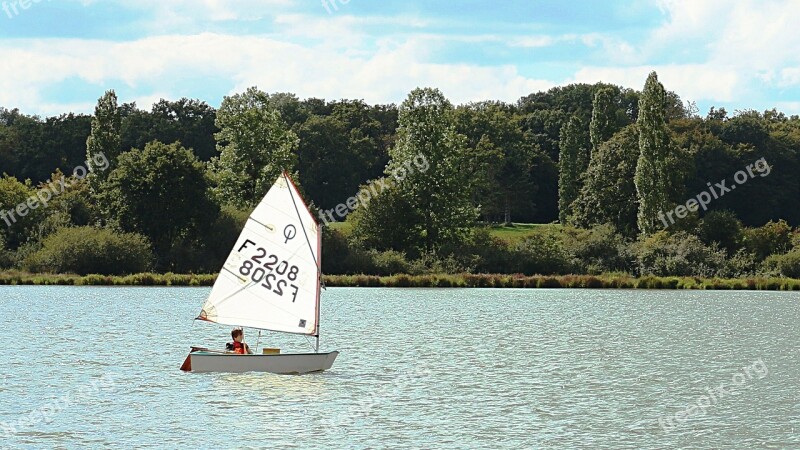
1, 271, 800, 290
0, 271, 216, 286
324, 273, 800, 290
488, 222, 561, 243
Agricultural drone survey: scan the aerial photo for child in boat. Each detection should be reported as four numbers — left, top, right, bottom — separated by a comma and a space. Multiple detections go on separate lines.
225, 328, 253, 354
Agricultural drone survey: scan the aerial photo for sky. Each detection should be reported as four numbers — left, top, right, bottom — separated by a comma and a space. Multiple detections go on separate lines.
0, 0, 798, 117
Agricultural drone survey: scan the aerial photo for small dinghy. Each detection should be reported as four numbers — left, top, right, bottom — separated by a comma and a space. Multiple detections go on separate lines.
181, 171, 338, 374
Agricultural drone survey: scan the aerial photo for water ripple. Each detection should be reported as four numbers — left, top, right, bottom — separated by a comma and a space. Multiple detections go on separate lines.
0, 287, 798, 448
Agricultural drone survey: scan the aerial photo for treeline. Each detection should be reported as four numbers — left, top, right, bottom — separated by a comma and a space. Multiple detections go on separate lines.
1, 73, 800, 278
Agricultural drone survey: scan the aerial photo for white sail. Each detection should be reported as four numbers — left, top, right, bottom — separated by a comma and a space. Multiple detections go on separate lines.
198, 172, 321, 335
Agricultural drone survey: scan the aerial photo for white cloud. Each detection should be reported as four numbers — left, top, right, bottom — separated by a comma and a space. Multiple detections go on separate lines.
650, 0, 800, 84
776, 101, 800, 114
571, 64, 739, 102
564, 0, 800, 110
508, 35, 557, 48
0, 32, 556, 114
4, 1, 799, 115
778, 68, 800, 87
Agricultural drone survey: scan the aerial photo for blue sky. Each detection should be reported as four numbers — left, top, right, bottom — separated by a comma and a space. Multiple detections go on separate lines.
0, 0, 798, 116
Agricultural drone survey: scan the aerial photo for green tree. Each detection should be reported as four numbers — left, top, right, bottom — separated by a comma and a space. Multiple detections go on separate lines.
210, 87, 299, 207
382, 87, 475, 254
102, 141, 217, 270
23, 226, 153, 275
635, 72, 673, 235
0, 175, 43, 249
347, 182, 420, 253
743, 220, 793, 261
696, 210, 743, 254
397, 88, 475, 253
296, 100, 387, 213
86, 90, 121, 187
264, 92, 310, 129
590, 87, 618, 156
453, 102, 536, 223
119, 99, 217, 161
295, 115, 352, 212
0, 109, 46, 182
42, 113, 93, 174
558, 116, 589, 223
572, 125, 640, 236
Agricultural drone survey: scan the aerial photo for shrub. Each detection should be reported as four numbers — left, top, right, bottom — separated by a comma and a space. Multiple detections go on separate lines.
510, 234, 572, 275
634, 231, 726, 277
744, 220, 792, 261
762, 251, 800, 278
720, 249, 757, 278
453, 227, 510, 273
561, 224, 633, 274
0, 235, 12, 269
23, 226, 154, 275
370, 250, 411, 275
408, 252, 467, 275
696, 210, 743, 254
321, 227, 412, 275
321, 227, 353, 275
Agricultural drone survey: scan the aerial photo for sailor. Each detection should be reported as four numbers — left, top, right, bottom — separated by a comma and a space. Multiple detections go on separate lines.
225, 328, 253, 354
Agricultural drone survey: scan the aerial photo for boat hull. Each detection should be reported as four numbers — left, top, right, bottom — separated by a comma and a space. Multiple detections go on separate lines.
186, 351, 339, 374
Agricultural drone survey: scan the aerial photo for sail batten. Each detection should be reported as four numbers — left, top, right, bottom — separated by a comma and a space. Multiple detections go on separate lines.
198, 172, 321, 335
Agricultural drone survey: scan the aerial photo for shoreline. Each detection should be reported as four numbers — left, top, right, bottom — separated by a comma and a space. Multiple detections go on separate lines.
0, 271, 799, 290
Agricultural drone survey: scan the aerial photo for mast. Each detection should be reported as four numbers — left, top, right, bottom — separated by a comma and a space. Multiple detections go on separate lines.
284, 171, 323, 353
315, 193, 323, 353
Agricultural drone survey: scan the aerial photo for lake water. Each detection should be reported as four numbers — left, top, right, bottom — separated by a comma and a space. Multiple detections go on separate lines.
0, 287, 798, 449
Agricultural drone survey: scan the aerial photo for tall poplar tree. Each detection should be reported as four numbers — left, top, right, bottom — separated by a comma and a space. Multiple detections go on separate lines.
558, 116, 589, 223
590, 87, 617, 157
635, 72, 672, 235
85, 90, 121, 188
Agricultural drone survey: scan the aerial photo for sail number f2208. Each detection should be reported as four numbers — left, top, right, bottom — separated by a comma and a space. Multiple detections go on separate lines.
237, 239, 300, 302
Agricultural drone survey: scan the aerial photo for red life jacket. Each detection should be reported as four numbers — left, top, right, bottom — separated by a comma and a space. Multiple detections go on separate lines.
230, 341, 246, 354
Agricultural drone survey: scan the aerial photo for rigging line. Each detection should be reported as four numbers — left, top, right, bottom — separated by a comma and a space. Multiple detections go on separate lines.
195, 277, 256, 319
222, 265, 247, 283
247, 215, 271, 230
205, 266, 312, 324
284, 172, 321, 276
284, 173, 325, 347
199, 291, 314, 337
303, 335, 317, 352
204, 292, 318, 332
202, 271, 320, 333
201, 208, 314, 320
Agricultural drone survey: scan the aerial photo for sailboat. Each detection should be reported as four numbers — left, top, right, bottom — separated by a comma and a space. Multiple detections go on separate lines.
180, 171, 339, 374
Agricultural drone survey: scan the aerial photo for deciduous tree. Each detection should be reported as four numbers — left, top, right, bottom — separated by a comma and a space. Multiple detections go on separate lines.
635, 72, 673, 235
210, 87, 299, 208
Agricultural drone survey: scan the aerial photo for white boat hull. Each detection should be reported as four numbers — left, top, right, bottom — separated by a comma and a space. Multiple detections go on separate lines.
186, 351, 339, 374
